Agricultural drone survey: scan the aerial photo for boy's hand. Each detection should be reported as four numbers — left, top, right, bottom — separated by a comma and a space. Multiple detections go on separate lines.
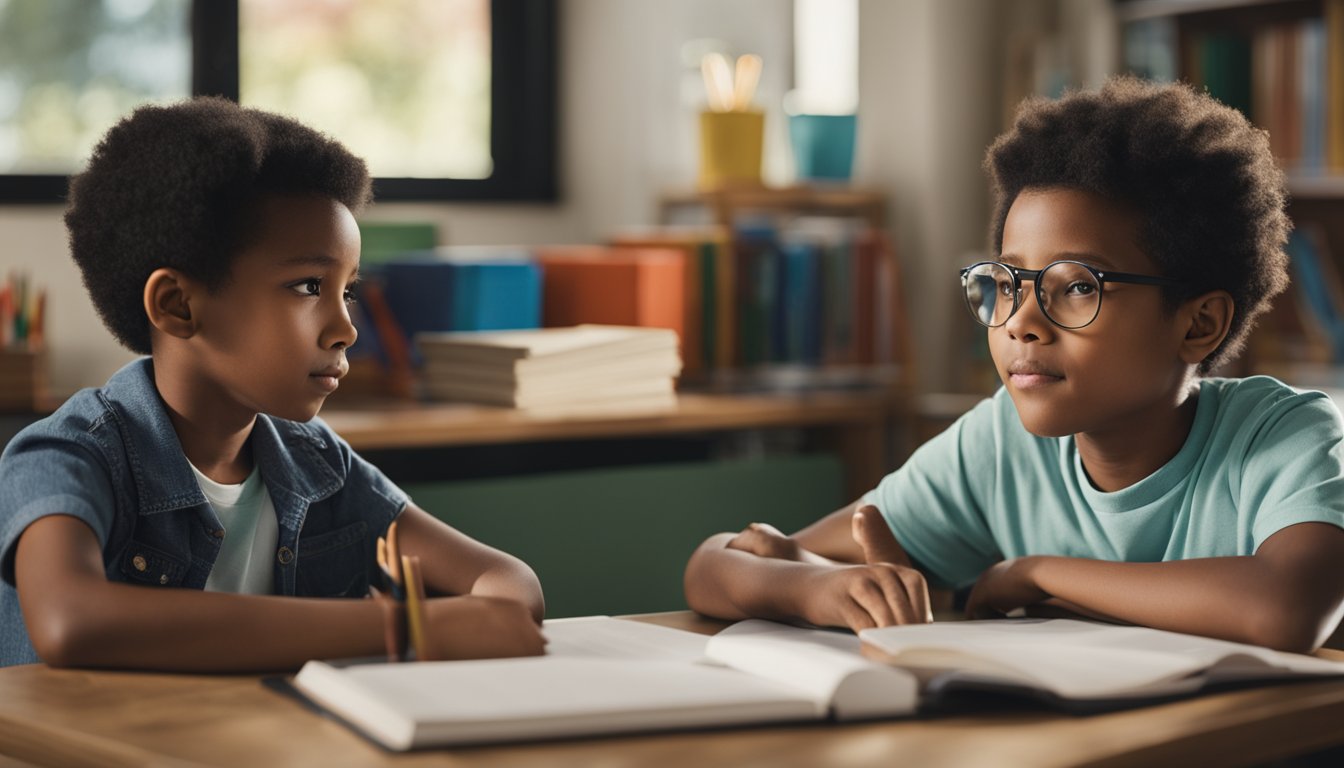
800, 563, 931, 630
964, 557, 1048, 619
424, 595, 547, 660
793, 505, 932, 631
726, 522, 805, 561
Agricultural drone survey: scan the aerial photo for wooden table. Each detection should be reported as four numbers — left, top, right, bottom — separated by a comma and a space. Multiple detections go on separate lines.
3, 612, 1344, 768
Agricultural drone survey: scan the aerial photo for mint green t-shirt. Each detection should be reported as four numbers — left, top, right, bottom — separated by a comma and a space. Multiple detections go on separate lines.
864, 376, 1344, 590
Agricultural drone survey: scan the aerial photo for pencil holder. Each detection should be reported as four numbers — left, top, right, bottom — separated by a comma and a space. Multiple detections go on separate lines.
698, 110, 765, 189
0, 345, 48, 412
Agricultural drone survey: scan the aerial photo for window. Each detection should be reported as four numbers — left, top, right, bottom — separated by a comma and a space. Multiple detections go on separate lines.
0, 0, 555, 203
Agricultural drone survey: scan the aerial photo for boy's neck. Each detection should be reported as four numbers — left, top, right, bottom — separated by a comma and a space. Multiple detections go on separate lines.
151, 357, 256, 485
1074, 382, 1200, 493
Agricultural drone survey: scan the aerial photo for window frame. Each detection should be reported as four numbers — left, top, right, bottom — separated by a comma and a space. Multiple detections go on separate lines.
0, 0, 557, 204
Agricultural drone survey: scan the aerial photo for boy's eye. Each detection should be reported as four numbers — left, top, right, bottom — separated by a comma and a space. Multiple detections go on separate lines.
1065, 281, 1095, 296
343, 287, 358, 305
291, 278, 322, 297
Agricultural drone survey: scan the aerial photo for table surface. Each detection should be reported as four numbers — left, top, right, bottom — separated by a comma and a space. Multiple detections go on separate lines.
2, 612, 1344, 768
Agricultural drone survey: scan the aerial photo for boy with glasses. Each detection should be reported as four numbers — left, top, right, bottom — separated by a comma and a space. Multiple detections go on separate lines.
684, 77, 1344, 652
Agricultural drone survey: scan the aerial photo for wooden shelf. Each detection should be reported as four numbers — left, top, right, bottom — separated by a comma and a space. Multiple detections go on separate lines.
1116, 0, 1309, 23
323, 390, 898, 451
659, 185, 887, 228
322, 389, 904, 499
1286, 173, 1344, 199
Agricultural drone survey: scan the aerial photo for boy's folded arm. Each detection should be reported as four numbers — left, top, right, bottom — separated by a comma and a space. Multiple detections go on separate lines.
393, 504, 545, 623
684, 517, 933, 629
684, 532, 829, 622
980, 521, 1344, 653
17, 514, 546, 671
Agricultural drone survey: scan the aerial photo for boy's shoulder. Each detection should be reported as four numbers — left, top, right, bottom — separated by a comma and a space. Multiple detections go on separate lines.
1201, 374, 1338, 416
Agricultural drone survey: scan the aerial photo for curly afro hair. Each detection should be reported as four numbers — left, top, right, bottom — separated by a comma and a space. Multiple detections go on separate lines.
984, 76, 1290, 374
65, 96, 373, 355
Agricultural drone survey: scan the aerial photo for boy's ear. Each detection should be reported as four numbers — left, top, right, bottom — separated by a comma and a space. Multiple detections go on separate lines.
1178, 290, 1234, 366
143, 268, 197, 340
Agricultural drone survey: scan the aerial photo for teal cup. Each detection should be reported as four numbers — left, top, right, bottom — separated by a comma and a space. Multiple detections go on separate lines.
789, 113, 856, 181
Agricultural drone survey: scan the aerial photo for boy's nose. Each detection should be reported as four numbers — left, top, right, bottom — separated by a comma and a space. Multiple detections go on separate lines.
1004, 286, 1052, 342
324, 303, 358, 350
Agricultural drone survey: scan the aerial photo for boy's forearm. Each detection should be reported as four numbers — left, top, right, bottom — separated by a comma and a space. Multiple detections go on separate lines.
684, 533, 822, 623
31, 581, 389, 672
1024, 555, 1338, 652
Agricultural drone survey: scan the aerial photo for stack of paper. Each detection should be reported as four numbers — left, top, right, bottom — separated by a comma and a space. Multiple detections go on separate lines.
416, 324, 682, 413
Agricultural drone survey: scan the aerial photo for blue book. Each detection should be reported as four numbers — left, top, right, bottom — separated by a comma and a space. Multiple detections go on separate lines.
382, 251, 542, 363
781, 241, 823, 365
1286, 229, 1344, 361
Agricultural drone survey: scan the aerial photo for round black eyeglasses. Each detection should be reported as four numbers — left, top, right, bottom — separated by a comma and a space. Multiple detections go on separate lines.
959, 260, 1184, 330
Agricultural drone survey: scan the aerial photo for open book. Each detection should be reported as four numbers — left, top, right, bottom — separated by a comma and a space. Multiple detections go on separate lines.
288, 617, 915, 750
859, 618, 1344, 711
286, 617, 1344, 751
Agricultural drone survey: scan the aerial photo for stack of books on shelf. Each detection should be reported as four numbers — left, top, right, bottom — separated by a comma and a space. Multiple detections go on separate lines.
416, 325, 682, 415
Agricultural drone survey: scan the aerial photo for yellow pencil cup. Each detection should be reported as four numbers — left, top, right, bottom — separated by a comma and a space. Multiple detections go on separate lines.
698, 110, 765, 189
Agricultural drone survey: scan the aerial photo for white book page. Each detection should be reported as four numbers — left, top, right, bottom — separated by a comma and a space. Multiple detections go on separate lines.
860, 619, 1344, 699
705, 620, 918, 719
541, 616, 710, 662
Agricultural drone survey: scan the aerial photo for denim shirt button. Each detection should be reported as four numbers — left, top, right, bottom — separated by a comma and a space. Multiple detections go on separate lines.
211, 528, 226, 538
132, 555, 147, 572
159, 574, 168, 585
277, 546, 295, 565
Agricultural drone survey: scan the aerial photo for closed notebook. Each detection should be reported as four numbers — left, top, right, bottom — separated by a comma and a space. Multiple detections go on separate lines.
288, 617, 917, 751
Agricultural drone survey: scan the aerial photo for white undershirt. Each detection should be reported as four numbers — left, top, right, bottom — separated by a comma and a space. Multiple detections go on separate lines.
190, 462, 278, 595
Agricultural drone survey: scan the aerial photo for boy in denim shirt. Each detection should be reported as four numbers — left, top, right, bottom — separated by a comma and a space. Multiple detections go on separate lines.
0, 98, 545, 669
686, 77, 1344, 652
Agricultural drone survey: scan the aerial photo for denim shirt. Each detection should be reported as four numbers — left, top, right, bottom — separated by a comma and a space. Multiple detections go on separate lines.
0, 358, 407, 666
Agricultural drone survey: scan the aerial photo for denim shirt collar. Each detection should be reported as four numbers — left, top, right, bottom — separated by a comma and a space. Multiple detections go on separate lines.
100, 359, 341, 520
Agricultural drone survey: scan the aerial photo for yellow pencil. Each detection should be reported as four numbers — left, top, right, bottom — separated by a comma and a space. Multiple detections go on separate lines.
401, 555, 429, 661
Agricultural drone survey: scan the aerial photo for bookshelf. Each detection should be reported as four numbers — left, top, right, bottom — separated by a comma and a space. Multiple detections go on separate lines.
658, 185, 887, 229
1115, 0, 1344, 380
651, 183, 917, 458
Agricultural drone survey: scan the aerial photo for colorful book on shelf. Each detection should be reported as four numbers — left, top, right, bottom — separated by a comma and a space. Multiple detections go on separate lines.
287, 616, 1344, 751
382, 249, 542, 341
535, 246, 686, 358
1286, 227, 1344, 362
611, 227, 735, 376
777, 240, 820, 364
1300, 19, 1327, 171
1328, 0, 1344, 170
1198, 32, 1251, 118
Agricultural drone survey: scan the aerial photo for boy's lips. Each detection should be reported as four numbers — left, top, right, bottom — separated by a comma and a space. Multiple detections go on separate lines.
1007, 360, 1063, 388
309, 364, 347, 393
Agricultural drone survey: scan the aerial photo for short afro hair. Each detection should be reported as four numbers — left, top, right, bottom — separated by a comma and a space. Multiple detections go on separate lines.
66, 96, 373, 355
984, 76, 1290, 374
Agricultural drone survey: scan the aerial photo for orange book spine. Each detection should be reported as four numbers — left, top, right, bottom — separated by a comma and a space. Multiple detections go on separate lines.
1327, 0, 1344, 169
